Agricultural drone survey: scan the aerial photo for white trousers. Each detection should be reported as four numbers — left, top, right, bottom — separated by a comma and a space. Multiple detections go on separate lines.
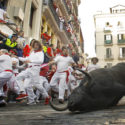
50, 72, 67, 100
35, 76, 50, 100
8, 74, 20, 94
0, 71, 12, 89
40, 76, 50, 92
16, 67, 49, 103
16, 66, 40, 93
25, 79, 49, 103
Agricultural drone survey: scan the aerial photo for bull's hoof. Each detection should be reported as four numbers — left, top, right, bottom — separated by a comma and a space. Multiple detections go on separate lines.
59, 99, 64, 104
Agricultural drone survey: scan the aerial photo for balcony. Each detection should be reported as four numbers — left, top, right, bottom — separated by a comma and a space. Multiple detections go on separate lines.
43, 0, 71, 44
48, 0, 60, 28
63, 0, 71, 14
118, 39, 125, 45
43, 0, 61, 32
63, 24, 72, 40
54, 0, 71, 20
118, 54, 125, 60
104, 27, 112, 33
104, 55, 114, 60
104, 40, 113, 46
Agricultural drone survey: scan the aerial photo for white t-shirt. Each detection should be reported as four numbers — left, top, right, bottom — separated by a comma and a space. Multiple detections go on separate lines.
19, 51, 44, 67
87, 64, 100, 73
0, 54, 12, 72
54, 55, 74, 72
0, 8, 6, 20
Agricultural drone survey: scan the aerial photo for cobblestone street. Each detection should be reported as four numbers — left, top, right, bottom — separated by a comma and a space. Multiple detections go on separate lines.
1, 102, 125, 125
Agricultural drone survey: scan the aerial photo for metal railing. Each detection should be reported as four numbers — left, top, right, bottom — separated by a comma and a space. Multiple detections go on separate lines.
118, 39, 125, 44
104, 40, 112, 45
104, 55, 114, 60
43, 0, 71, 40
63, 0, 71, 14
43, 0, 60, 28
63, 24, 71, 39
119, 54, 125, 59
49, 0, 60, 28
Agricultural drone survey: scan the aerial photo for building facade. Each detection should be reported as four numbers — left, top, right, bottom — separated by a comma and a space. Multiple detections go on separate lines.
41, 0, 83, 53
94, 5, 125, 68
0, 0, 43, 42
0, 0, 84, 56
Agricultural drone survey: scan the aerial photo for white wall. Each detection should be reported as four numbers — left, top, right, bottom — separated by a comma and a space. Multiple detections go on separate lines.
95, 13, 125, 68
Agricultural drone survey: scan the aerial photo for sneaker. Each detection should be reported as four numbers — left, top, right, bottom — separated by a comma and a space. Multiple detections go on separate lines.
27, 101, 36, 105
16, 94, 28, 100
0, 100, 7, 107
44, 96, 51, 105
36, 99, 40, 103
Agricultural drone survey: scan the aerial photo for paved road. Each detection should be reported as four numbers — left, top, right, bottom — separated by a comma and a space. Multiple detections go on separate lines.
1, 102, 125, 125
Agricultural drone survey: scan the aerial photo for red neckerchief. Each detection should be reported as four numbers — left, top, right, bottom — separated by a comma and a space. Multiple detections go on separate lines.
61, 54, 68, 57
34, 50, 42, 53
5, 53, 9, 55
10, 50, 17, 55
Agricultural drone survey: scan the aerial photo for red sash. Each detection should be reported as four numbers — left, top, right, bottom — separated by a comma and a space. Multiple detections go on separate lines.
4, 70, 13, 72
60, 70, 69, 84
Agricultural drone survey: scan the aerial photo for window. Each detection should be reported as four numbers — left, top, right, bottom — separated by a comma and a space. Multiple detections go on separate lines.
120, 47, 125, 58
0, 0, 8, 9
29, 4, 35, 28
118, 34, 125, 44
106, 48, 112, 58
104, 34, 112, 44
118, 34, 123, 40
105, 35, 112, 40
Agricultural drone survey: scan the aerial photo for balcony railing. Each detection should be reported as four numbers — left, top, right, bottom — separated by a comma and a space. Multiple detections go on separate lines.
104, 40, 112, 45
43, 0, 71, 40
49, 0, 60, 28
63, 24, 71, 39
63, 0, 71, 14
43, 0, 60, 28
118, 54, 125, 60
118, 39, 125, 44
104, 55, 114, 60
104, 27, 112, 33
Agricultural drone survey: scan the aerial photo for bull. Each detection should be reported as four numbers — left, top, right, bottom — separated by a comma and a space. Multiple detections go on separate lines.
50, 63, 125, 112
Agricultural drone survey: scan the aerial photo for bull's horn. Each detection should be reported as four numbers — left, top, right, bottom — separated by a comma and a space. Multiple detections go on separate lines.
49, 98, 68, 111
75, 69, 91, 80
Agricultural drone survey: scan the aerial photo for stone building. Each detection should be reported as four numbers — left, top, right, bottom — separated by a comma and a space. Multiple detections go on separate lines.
0, 0, 43, 42
0, 0, 84, 56
94, 5, 125, 68
41, 0, 83, 53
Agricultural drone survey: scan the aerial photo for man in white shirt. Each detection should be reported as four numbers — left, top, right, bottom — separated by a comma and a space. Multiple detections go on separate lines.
0, 49, 13, 106
16, 40, 49, 105
0, 49, 13, 88
49, 47, 74, 103
87, 57, 100, 73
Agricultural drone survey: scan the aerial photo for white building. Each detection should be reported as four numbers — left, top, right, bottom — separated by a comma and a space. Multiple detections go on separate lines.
94, 5, 125, 68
